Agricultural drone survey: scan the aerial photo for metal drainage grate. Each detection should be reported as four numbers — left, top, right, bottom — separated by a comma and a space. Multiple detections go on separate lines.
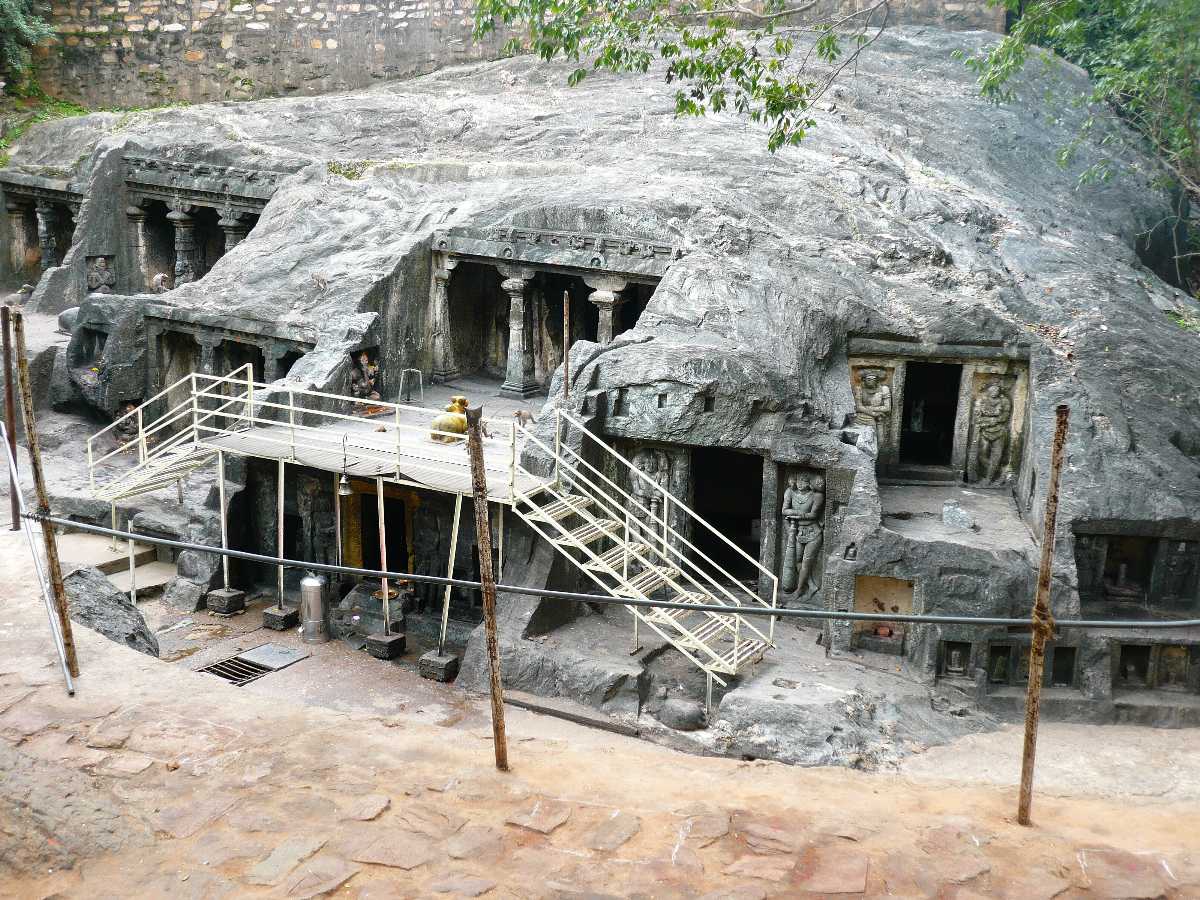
198, 655, 274, 686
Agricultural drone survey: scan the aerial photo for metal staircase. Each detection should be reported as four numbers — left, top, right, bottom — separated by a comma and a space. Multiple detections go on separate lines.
510, 409, 778, 703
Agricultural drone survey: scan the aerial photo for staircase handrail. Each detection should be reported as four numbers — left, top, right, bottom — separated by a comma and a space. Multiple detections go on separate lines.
522, 413, 777, 613
87, 364, 254, 479
512, 422, 774, 645
559, 408, 779, 606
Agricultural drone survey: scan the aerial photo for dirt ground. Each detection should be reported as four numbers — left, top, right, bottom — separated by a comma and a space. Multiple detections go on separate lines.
1, 527, 1199, 899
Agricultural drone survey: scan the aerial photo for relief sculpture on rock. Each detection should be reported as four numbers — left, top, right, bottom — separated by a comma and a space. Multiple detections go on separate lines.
853, 368, 892, 428
974, 379, 1013, 483
780, 470, 824, 599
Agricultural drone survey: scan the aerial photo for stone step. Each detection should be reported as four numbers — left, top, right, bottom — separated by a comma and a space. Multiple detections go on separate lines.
106, 560, 177, 594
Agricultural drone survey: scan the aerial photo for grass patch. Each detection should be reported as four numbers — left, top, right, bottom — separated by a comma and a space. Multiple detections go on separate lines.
0, 96, 91, 167
326, 159, 373, 180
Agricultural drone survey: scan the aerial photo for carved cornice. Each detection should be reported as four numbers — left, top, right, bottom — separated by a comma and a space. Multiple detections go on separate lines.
144, 302, 316, 348
433, 226, 683, 280
0, 171, 84, 207
124, 154, 286, 212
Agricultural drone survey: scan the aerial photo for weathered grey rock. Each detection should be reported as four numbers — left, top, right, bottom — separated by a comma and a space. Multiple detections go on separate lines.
62, 566, 159, 657
57, 307, 79, 333
942, 500, 977, 531
656, 698, 706, 731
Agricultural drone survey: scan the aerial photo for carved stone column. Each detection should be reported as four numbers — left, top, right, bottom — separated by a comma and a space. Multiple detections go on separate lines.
197, 333, 221, 376
218, 208, 250, 252
34, 203, 59, 271
263, 341, 289, 383
430, 254, 459, 383
126, 202, 149, 292
498, 265, 539, 399
583, 274, 628, 345
6, 201, 28, 275
167, 199, 199, 284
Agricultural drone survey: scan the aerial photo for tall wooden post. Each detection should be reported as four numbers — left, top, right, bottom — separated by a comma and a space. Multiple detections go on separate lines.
2, 306, 18, 530
12, 309, 80, 676
465, 405, 509, 772
1017, 404, 1070, 826
562, 290, 571, 400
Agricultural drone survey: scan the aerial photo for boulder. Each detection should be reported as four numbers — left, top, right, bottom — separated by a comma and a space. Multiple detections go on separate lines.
63, 566, 159, 657
656, 698, 706, 731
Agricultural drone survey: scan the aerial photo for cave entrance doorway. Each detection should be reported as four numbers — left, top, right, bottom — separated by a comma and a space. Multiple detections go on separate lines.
690, 447, 763, 584
899, 362, 962, 468
360, 492, 408, 576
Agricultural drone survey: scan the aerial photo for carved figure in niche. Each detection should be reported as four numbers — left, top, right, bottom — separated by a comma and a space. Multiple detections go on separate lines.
853, 368, 891, 428
629, 448, 668, 546
431, 395, 469, 443
780, 471, 825, 598
412, 510, 442, 612
1162, 542, 1198, 601
173, 259, 195, 287
350, 350, 381, 402
86, 257, 116, 294
974, 379, 1013, 483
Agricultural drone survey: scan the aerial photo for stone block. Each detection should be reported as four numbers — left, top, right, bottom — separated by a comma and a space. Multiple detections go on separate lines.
365, 632, 405, 660
263, 605, 299, 630
419, 650, 459, 682
206, 587, 246, 615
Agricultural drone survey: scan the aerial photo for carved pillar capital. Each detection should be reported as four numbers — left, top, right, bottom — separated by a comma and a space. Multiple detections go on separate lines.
497, 266, 538, 399
430, 254, 459, 383
196, 333, 220, 375
126, 204, 148, 222
584, 275, 627, 344
34, 203, 59, 271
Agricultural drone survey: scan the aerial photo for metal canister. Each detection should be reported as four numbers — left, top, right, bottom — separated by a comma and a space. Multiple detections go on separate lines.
299, 571, 329, 644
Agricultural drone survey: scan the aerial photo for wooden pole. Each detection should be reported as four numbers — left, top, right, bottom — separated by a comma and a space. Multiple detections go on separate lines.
12, 309, 79, 677
276, 458, 285, 609
1017, 403, 1070, 826
376, 475, 391, 633
562, 290, 571, 400
2, 306, 19, 530
465, 404, 509, 772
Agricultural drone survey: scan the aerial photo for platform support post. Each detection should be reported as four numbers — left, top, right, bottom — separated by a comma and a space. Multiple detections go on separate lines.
276, 458, 285, 609
438, 492, 463, 656
376, 475, 391, 634
217, 450, 230, 590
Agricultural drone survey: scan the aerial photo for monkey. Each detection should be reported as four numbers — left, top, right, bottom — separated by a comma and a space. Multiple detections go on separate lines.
152, 272, 171, 293
512, 409, 537, 428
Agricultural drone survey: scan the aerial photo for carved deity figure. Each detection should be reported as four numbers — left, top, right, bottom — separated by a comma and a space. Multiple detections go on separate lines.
412, 510, 442, 612
853, 369, 892, 428
1162, 541, 1198, 601
780, 471, 825, 598
629, 449, 668, 546
87, 257, 116, 294
974, 380, 1013, 483
350, 350, 381, 402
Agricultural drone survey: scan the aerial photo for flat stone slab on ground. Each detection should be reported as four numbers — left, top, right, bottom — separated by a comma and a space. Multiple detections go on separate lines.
395, 802, 465, 839
342, 793, 390, 821
446, 824, 503, 859
723, 854, 796, 883
246, 835, 327, 885
682, 813, 730, 847
1080, 849, 1175, 899
279, 855, 360, 899
351, 832, 437, 870
151, 793, 241, 839
797, 847, 870, 894
96, 751, 155, 777
429, 874, 497, 896
583, 811, 641, 852
731, 814, 802, 855
506, 798, 572, 834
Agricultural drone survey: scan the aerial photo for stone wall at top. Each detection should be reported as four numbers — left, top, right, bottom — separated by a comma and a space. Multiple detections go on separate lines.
34, 0, 1006, 110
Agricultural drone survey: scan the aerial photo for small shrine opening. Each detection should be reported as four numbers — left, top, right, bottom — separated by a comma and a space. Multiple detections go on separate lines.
900, 361, 962, 467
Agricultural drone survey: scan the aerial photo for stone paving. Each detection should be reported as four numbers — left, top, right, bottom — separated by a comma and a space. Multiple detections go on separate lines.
1, 528, 1199, 898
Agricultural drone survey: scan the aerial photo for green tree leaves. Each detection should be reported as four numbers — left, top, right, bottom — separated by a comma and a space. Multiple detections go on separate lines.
0, 0, 53, 91
473, 0, 890, 152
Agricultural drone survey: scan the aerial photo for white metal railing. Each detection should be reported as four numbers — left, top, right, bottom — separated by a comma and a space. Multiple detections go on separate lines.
88, 365, 521, 501
509, 407, 779, 678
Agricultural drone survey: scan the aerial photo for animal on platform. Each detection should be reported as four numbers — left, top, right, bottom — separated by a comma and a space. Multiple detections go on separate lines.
431, 395, 469, 443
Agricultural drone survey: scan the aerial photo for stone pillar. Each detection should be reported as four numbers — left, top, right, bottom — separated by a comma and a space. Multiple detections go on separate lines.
6, 201, 28, 275
34, 203, 58, 271
583, 275, 628, 345
218, 209, 250, 252
126, 203, 149, 292
498, 265, 539, 399
167, 199, 198, 284
197, 334, 220, 376
263, 341, 289, 383
430, 254, 459, 383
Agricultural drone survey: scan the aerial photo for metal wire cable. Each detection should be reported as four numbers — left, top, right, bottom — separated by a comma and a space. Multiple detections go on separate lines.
30, 512, 1200, 631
